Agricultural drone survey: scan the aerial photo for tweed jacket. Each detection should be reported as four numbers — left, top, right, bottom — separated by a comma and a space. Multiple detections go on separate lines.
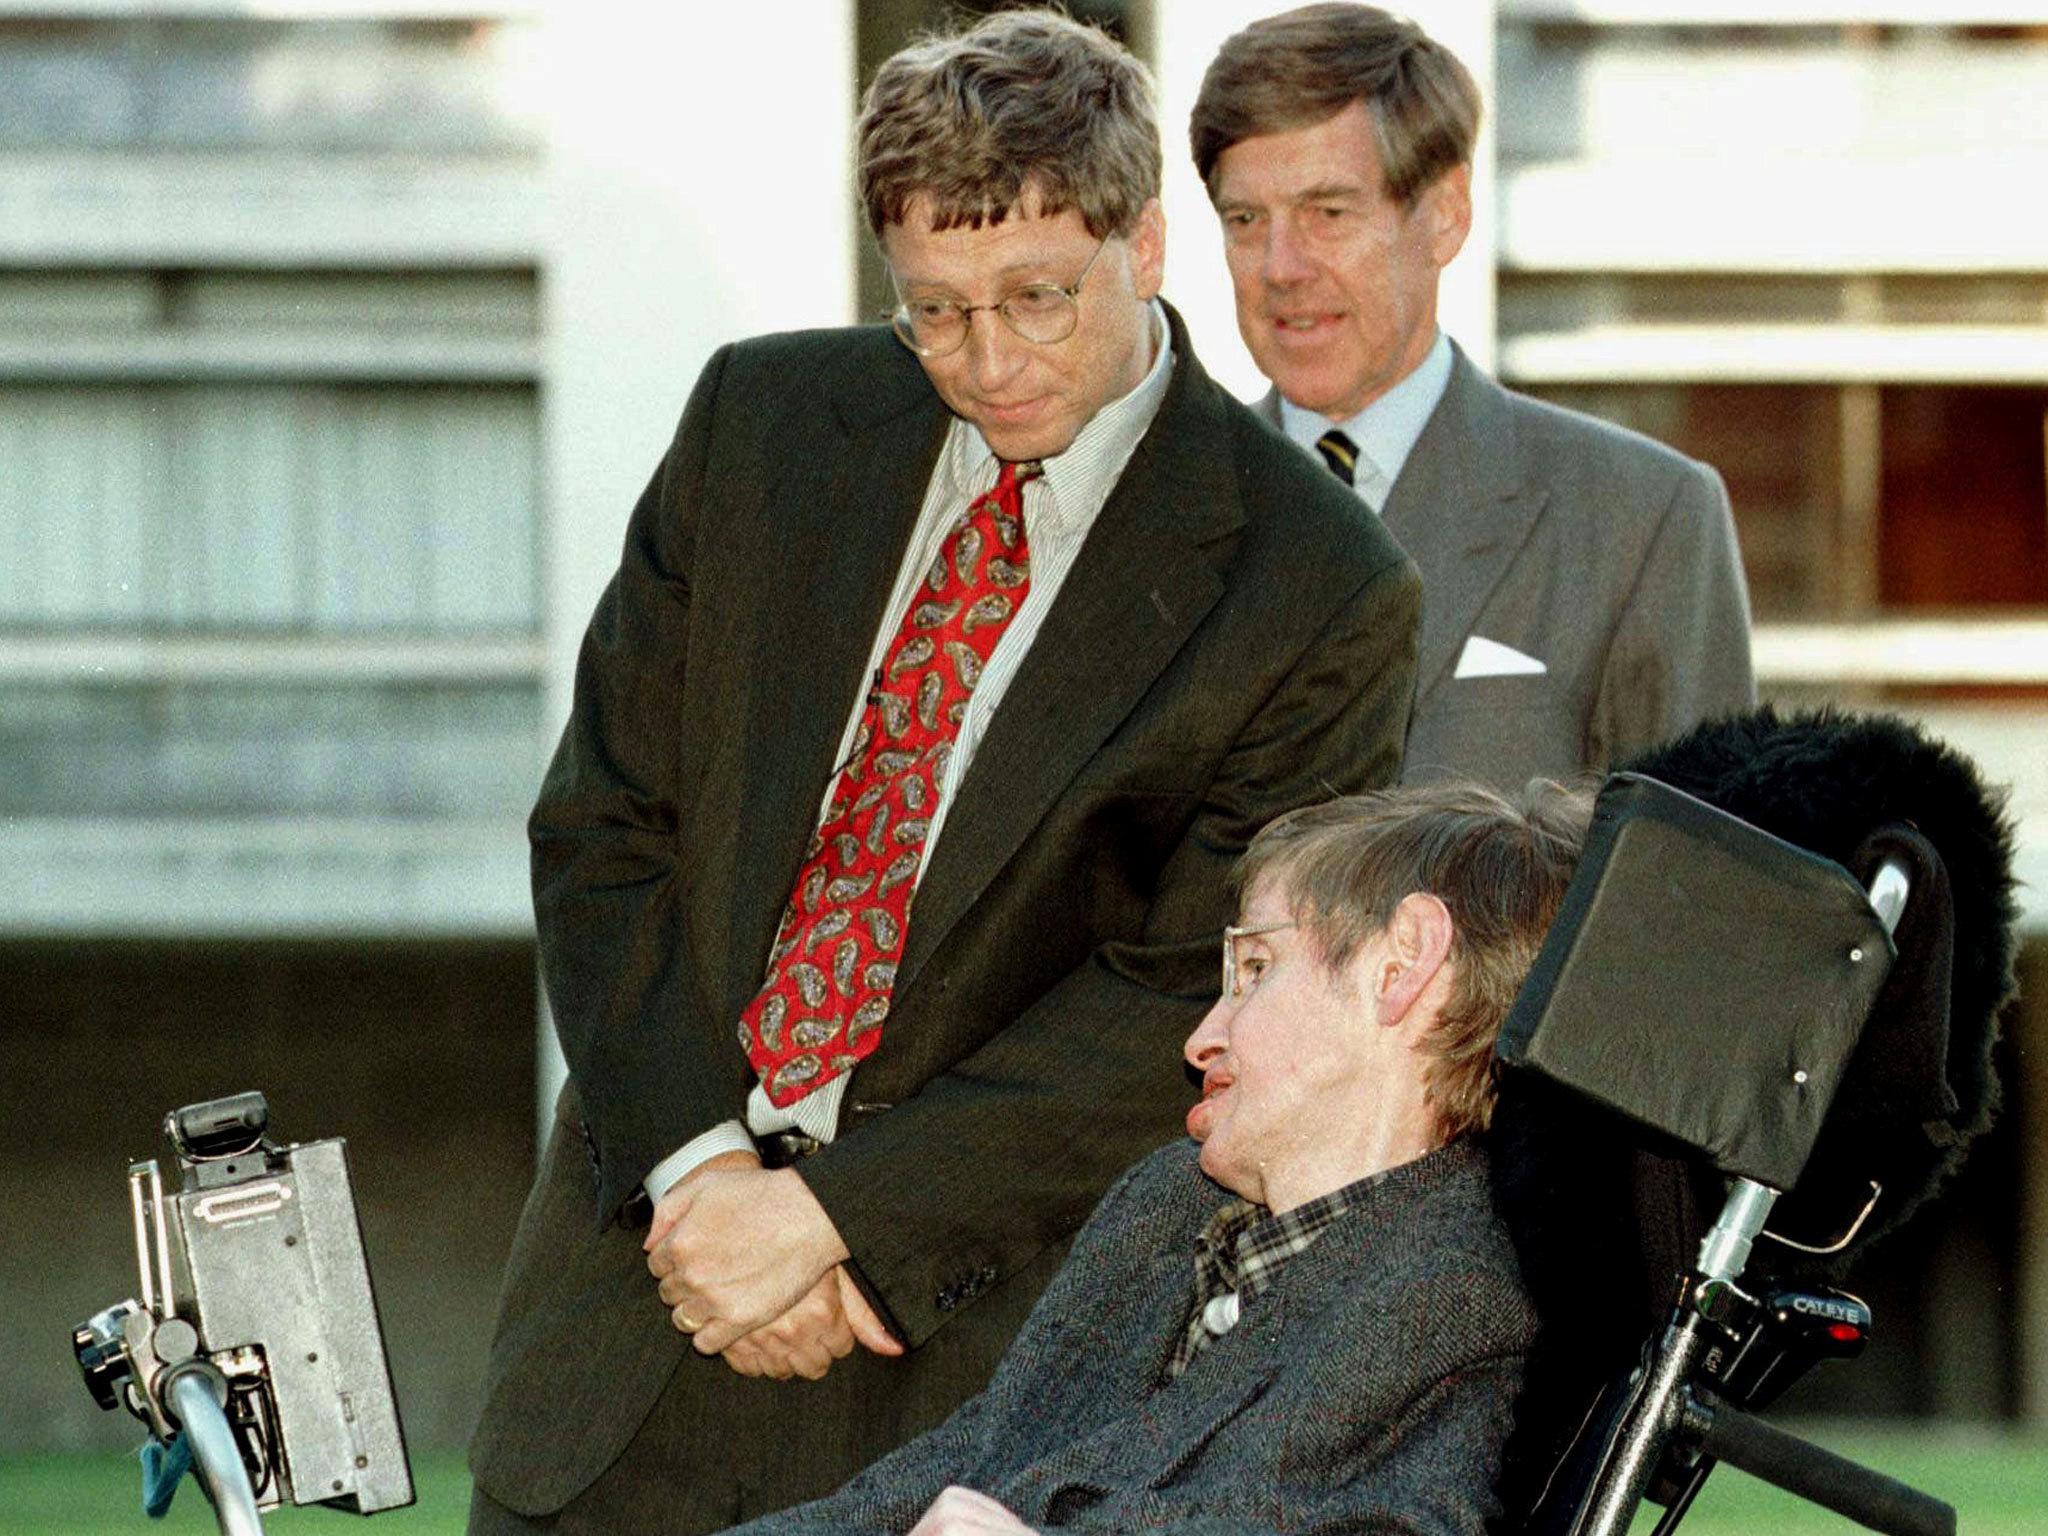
732, 1137, 1536, 1536
1265, 346, 1754, 790
470, 307, 1421, 1528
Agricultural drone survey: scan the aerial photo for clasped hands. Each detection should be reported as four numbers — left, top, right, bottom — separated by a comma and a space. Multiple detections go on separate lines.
644, 1149, 902, 1380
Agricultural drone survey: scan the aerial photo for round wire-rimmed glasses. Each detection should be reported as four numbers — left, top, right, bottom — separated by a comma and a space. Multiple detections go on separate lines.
890, 234, 1111, 357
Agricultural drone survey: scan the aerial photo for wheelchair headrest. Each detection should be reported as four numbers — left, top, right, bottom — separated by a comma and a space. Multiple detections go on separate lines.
1485, 706, 2018, 1526
1618, 704, 2018, 1259
1497, 772, 1895, 1192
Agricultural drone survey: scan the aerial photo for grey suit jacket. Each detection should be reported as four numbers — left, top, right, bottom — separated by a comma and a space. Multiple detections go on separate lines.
732, 1138, 1536, 1536
1264, 348, 1754, 790
471, 308, 1421, 1525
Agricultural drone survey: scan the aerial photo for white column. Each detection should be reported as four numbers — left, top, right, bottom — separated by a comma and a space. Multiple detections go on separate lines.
533, 1, 858, 1134
1153, 0, 1499, 403
1420, 0, 1497, 374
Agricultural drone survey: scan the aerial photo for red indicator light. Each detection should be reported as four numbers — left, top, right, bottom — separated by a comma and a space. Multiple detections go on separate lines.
1827, 1323, 1862, 1343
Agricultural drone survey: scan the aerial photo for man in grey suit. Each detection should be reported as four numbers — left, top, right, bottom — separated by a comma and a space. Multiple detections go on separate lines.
1191, 4, 1755, 791
722, 781, 1587, 1536
468, 12, 1419, 1534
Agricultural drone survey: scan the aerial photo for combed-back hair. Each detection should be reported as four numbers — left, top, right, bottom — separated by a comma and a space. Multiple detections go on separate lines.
1236, 780, 1592, 1140
1190, 3, 1480, 207
858, 7, 1161, 239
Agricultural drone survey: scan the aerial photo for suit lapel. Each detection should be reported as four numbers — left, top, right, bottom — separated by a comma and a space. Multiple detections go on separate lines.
1010, 1182, 1284, 1501
1380, 348, 1545, 705
1100, 1293, 1283, 1494
1011, 1147, 1482, 1507
1061, 1207, 1385, 1493
1118, 1233, 1213, 1391
721, 349, 950, 1019
897, 314, 1242, 991
1140, 1159, 1431, 1427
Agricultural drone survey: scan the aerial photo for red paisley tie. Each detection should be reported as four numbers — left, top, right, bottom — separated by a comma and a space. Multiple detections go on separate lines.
740, 460, 1040, 1105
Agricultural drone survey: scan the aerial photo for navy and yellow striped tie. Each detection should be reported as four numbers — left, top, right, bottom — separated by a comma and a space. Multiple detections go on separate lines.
1314, 429, 1359, 487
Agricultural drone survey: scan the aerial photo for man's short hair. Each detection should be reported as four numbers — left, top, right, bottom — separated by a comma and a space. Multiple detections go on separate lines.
1237, 780, 1592, 1140
857, 8, 1162, 239
1189, 3, 1481, 207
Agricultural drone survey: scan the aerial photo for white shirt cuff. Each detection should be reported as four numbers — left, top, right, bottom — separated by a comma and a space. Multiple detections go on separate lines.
748, 1071, 851, 1142
642, 1119, 758, 1203
642, 1069, 856, 1203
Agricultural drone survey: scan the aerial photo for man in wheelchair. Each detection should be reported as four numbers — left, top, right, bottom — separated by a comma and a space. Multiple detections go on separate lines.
720, 780, 1592, 1536
70, 710, 1996, 1536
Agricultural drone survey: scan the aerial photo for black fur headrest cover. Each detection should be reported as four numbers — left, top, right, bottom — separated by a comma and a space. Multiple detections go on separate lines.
1620, 704, 2018, 1251
1490, 705, 2020, 1525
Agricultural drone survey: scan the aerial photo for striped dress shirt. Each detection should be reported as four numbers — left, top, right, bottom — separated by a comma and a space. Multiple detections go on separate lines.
646, 304, 1176, 1197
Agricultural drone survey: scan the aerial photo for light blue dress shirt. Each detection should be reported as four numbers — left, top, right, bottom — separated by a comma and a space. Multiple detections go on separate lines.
1278, 329, 1453, 513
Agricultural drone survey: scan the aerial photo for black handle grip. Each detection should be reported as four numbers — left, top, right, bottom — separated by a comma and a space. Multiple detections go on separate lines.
1692, 1399, 1955, 1536
167, 1091, 269, 1159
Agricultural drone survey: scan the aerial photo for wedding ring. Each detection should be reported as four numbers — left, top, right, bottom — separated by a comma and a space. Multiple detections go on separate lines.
676, 1312, 703, 1334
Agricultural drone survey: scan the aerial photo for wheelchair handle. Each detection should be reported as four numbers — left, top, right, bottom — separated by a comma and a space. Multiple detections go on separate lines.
1683, 1393, 1954, 1536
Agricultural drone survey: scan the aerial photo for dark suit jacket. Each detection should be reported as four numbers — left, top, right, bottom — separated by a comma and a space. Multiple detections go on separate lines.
470, 306, 1421, 1525
731, 1138, 1536, 1536
1265, 347, 1754, 790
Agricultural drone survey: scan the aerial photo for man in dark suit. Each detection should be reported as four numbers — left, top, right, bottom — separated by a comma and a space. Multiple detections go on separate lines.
468, 12, 1419, 1534
720, 782, 1587, 1536
1191, 4, 1755, 791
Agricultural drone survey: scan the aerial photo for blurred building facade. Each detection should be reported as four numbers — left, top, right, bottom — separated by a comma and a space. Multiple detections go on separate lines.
1, 0, 2041, 1455
1489, 2, 2048, 1425
0, 0, 856, 1456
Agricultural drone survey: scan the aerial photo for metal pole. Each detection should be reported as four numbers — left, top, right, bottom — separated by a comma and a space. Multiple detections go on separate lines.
1867, 859, 1909, 937
1574, 1310, 1715, 1536
166, 1370, 264, 1536
1696, 1177, 1780, 1286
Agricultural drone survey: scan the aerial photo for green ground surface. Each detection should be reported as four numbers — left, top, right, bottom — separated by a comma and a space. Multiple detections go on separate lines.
0, 1452, 476, 1536
2, 1430, 2043, 1535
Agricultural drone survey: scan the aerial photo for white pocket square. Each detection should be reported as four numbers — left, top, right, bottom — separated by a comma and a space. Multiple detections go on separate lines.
1454, 636, 1547, 679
